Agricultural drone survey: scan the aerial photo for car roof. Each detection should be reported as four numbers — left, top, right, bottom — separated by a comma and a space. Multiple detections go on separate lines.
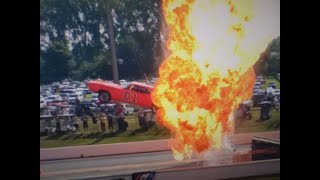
89, 80, 121, 88
49, 95, 59, 97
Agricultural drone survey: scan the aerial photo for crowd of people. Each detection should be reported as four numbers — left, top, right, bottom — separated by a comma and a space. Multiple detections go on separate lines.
42, 96, 152, 136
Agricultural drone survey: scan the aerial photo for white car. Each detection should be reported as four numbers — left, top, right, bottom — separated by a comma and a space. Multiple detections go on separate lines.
253, 89, 264, 95
254, 81, 262, 88
122, 104, 135, 115
79, 83, 87, 88
62, 81, 70, 86
41, 90, 52, 97
60, 89, 76, 96
45, 95, 62, 105
272, 89, 280, 97
46, 95, 62, 101
119, 79, 129, 87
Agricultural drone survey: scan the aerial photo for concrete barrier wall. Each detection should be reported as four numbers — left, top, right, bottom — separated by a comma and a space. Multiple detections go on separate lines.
155, 159, 280, 180
40, 131, 279, 161
228, 131, 280, 145
71, 159, 280, 180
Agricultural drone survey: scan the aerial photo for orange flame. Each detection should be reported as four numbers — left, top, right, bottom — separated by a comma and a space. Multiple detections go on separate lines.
152, 0, 279, 161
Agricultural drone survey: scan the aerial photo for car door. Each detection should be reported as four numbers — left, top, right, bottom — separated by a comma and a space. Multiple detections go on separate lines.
130, 85, 151, 107
122, 85, 150, 107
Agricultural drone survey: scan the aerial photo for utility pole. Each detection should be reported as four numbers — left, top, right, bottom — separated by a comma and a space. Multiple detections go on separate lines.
106, 0, 119, 84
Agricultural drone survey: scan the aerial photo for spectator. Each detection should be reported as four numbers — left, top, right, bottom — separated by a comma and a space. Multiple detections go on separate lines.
44, 107, 50, 115
69, 108, 75, 115
144, 112, 150, 130
54, 114, 61, 133
112, 113, 118, 131
75, 96, 80, 107
98, 111, 107, 132
106, 112, 114, 133
75, 97, 81, 116
115, 104, 124, 117
84, 105, 92, 116
92, 111, 98, 132
117, 113, 128, 132
81, 114, 89, 132
72, 115, 80, 131
138, 111, 147, 131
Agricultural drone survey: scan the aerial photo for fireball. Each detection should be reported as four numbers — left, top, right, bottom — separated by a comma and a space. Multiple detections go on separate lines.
152, 0, 280, 161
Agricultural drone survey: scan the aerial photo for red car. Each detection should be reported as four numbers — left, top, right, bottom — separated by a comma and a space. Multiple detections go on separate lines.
87, 80, 156, 112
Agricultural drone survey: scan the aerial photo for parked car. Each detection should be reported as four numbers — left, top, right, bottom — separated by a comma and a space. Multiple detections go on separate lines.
46, 95, 62, 105
40, 99, 46, 108
100, 103, 117, 114
253, 89, 265, 95
41, 93, 49, 99
119, 79, 129, 87
60, 89, 76, 98
61, 81, 70, 86
256, 76, 266, 84
268, 82, 276, 89
122, 104, 135, 115
252, 91, 266, 107
272, 89, 280, 100
67, 93, 83, 104
47, 99, 63, 106
41, 90, 52, 97
60, 93, 68, 100
80, 101, 98, 111
254, 82, 262, 89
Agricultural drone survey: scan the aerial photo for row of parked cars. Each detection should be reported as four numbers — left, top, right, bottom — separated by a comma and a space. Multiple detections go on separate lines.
252, 75, 280, 107
40, 79, 136, 115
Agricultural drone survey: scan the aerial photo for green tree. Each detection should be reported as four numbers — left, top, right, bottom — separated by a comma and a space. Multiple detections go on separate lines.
266, 37, 280, 75
254, 36, 280, 76
40, 0, 165, 83
41, 40, 73, 83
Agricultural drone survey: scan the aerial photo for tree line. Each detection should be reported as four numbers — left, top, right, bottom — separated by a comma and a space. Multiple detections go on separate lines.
40, 0, 279, 84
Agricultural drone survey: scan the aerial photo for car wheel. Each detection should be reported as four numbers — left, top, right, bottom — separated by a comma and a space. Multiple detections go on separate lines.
98, 91, 111, 103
